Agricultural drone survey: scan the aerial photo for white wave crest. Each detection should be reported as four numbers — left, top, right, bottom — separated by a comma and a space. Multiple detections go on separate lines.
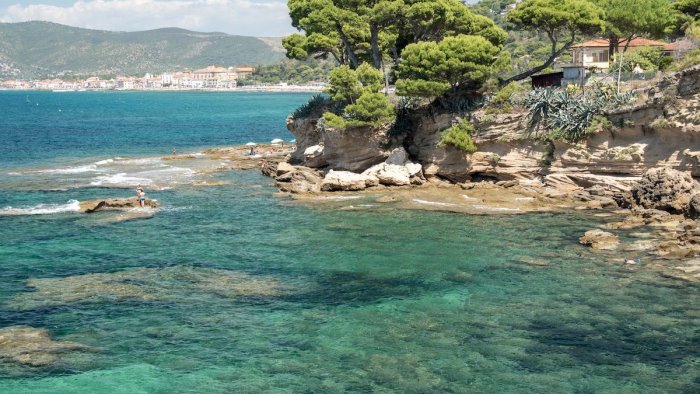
0, 200, 80, 216
90, 173, 153, 187
35, 164, 98, 174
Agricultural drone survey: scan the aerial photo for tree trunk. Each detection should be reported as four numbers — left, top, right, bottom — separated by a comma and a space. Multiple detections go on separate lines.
616, 35, 636, 94
370, 25, 382, 69
502, 31, 574, 85
337, 25, 359, 69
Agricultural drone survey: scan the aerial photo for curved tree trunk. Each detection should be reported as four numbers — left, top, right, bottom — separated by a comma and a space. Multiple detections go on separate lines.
501, 32, 575, 85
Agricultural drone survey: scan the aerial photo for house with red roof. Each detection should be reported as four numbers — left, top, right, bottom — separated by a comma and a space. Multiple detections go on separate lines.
571, 38, 679, 70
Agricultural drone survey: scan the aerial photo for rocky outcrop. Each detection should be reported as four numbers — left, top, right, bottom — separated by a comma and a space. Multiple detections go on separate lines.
0, 326, 93, 367
287, 116, 390, 171
287, 66, 700, 191
321, 170, 379, 191
274, 165, 323, 194
631, 168, 696, 214
579, 229, 620, 250
79, 198, 158, 213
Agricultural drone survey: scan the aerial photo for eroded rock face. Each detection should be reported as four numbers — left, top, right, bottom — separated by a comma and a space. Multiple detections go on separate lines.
79, 198, 158, 213
579, 229, 620, 250
0, 326, 93, 367
687, 193, 700, 219
631, 168, 696, 214
287, 116, 389, 172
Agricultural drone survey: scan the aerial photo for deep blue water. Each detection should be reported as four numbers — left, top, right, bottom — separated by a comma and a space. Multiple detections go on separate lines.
0, 91, 698, 393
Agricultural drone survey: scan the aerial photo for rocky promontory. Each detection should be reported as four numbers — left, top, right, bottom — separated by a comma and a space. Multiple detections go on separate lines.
265, 65, 700, 282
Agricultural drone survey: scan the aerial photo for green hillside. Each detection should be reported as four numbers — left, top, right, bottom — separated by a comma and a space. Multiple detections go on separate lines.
0, 21, 286, 78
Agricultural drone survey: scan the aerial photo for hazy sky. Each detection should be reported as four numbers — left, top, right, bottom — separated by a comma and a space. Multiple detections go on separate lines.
0, 0, 295, 37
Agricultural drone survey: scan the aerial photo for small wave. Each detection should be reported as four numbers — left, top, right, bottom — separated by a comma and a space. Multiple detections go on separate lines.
0, 200, 80, 216
94, 158, 114, 165
35, 164, 99, 174
91, 173, 153, 187
412, 199, 457, 207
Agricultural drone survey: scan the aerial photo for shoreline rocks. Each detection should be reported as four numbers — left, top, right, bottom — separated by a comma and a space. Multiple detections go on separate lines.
79, 197, 158, 213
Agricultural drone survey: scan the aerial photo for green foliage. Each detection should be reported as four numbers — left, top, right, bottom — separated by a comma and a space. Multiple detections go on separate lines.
596, 0, 674, 42
325, 63, 382, 104
439, 120, 478, 152
238, 59, 333, 86
502, 0, 605, 82
286, 0, 507, 69
674, 0, 700, 20
667, 46, 700, 71
586, 115, 614, 134
292, 94, 332, 119
488, 81, 527, 110
609, 46, 672, 73
522, 84, 634, 142
396, 34, 502, 98
649, 116, 671, 130
344, 93, 396, 124
322, 92, 395, 129
322, 112, 349, 129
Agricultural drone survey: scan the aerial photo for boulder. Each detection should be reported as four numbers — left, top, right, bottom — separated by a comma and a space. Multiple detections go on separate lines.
260, 160, 277, 177
276, 162, 296, 177
304, 144, 324, 158
79, 198, 158, 213
275, 166, 322, 194
386, 147, 408, 165
377, 164, 411, 186
631, 168, 696, 214
579, 229, 620, 250
321, 170, 379, 192
687, 193, 700, 219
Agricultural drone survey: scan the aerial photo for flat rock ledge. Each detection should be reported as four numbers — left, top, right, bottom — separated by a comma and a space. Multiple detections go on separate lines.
579, 229, 621, 250
79, 198, 158, 213
0, 326, 94, 367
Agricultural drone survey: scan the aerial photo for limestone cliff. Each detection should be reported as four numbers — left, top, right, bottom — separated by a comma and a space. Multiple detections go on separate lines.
287, 65, 700, 191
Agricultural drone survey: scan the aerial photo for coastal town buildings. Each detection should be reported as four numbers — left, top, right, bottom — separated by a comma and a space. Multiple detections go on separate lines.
0, 65, 325, 92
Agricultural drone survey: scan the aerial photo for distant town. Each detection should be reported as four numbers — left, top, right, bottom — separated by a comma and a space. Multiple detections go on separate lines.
0, 65, 326, 92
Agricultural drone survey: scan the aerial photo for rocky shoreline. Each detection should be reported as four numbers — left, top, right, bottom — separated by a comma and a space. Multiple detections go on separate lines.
258, 66, 700, 284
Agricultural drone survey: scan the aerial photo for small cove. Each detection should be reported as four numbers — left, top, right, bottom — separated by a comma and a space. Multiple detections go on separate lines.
0, 91, 698, 392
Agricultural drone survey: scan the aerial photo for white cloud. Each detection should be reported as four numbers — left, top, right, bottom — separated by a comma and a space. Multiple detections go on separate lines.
0, 0, 295, 36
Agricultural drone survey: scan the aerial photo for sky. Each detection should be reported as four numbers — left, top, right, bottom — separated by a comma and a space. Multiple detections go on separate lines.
0, 0, 295, 37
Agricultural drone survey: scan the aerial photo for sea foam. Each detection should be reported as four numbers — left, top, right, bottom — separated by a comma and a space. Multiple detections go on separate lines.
0, 200, 80, 216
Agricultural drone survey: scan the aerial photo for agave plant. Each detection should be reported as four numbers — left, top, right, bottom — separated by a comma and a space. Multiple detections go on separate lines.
522, 85, 636, 143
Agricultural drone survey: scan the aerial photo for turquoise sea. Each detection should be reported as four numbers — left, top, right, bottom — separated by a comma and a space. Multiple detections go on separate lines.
0, 91, 698, 393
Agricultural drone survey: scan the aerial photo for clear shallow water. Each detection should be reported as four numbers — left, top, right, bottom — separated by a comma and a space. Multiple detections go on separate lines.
0, 92, 699, 393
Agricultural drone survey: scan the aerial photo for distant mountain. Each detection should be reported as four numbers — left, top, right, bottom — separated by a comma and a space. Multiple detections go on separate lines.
0, 21, 286, 78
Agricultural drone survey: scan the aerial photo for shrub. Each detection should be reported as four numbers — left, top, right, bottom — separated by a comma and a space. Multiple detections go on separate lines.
610, 46, 672, 73
488, 81, 527, 111
649, 116, 671, 129
292, 94, 331, 119
439, 120, 477, 153
667, 47, 700, 72
322, 93, 395, 129
344, 93, 395, 125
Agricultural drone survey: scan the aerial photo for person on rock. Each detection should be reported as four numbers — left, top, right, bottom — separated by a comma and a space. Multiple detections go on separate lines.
135, 184, 145, 207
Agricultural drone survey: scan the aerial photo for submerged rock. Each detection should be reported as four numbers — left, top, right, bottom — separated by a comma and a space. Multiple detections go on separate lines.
79, 198, 157, 213
579, 229, 620, 250
6, 266, 288, 310
0, 326, 93, 367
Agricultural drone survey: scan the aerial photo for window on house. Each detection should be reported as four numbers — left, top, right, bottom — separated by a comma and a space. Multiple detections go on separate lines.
591, 50, 609, 63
